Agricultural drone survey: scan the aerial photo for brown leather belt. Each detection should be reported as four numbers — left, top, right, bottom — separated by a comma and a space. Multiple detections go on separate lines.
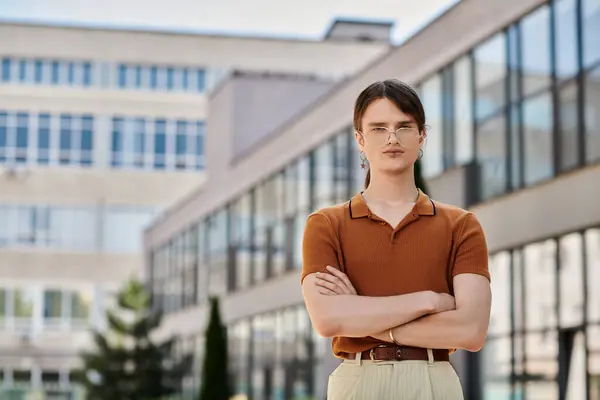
344, 345, 450, 363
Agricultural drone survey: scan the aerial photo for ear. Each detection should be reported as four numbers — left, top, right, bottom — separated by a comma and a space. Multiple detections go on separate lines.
354, 130, 365, 150
419, 128, 427, 146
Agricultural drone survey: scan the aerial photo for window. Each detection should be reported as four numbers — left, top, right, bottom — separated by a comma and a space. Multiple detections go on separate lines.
297, 156, 311, 212
524, 239, 556, 331
477, 114, 507, 200
15, 113, 28, 163
14, 288, 34, 319
554, 0, 579, 80
102, 206, 157, 252
59, 115, 72, 165
314, 142, 334, 209
585, 65, 600, 163
558, 81, 580, 171
1, 57, 10, 82
43, 290, 63, 319
586, 228, 600, 323
197, 69, 206, 92
118, 64, 127, 88
524, 330, 558, 397
232, 193, 253, 290
71, 290, 91, 320
488, 252, 511, 335
81, 115, 94, 165
453, 56, 474, 164
520, 5, 552, 96
474, 33, 506, 121
38, 113, 51, 164
51, 61, 60, 84
522, 92, 554, 185
333, 132, 350, 202
559, 233, 584, 328
207, 210, 228, 296
82, 62, 92, 86
420, 74, 444, 177
582, 0, 600, 67
175, 120, 187, 170
0, 288, 6, 323
154, 119, 166, 169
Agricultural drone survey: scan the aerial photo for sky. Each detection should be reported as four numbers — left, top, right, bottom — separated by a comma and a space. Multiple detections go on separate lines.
0, 0, 458, 44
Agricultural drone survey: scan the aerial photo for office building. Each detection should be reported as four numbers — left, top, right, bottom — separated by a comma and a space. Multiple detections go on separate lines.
144, 0, 600, 398
0, 19, 391, 398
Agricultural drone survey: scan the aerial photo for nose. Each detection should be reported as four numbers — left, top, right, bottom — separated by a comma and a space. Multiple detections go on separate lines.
387, 131, 400, 145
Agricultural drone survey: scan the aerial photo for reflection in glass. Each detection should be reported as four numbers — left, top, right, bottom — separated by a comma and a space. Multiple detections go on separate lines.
207, 210, 228, 296
559, 233, 584, 327
297, 156, 311, 212
585, 66, 600, 164
525, 331, 558, 399
0, 288, 5, 322
554, 0, 579, 80
513, 250, 525, 332
474, 33, 506, 121
488, 252, 511, 335
588, 326, 600, 400
453, 56, 474, 164
586, 229, 600, 323
44, 290, 63, 319
14, 288, 34, 318
314, 142, 334, 209
481, 337, 511, 399
583, 0, 600, 67
421, 74, 444, 177
509, 104, 522, 190
333, 133, 350, 203
523, 92, 554, 185
196, 222, 208, 304
565, 332, 587, 400
524, 239, 556, 330
521, 5, 552, 96
477, 114, 506, 200
559, 82, 581, 171
71, 290, 91, 320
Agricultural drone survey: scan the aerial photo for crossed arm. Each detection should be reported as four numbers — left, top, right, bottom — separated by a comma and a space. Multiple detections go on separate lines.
302, 268, 491, 352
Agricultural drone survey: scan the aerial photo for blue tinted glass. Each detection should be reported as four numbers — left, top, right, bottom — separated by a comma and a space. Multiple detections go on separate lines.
0, 126, 7, 147
68, 62, 75, 84
135, 66, 142, 88
150, 67, 158, 89
51, 61, 60, 84
38, 114, 51, 129
112, 131, 121, 152
197, 69, 205, 92
38, 127, 50, 149
19, 60, 27, 81
182, 69, 189, 89
583, 0, 600, 67
34, 60, 43, 83
134, 118, 145, 153
60, 115, 71, 129
199, 132, 206, 157
176, 134, 186, 155
16, 113, 28, 148
83, 62, 92, 86
82, 130, 93, 151
154, 134, 166, 154
166, 67, 174, 90
1, 58, 10, 81
118, 64, 127, 88
60, 129, 71, 149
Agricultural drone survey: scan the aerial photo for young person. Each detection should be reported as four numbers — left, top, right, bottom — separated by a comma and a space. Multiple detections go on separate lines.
300, 79, 491, 399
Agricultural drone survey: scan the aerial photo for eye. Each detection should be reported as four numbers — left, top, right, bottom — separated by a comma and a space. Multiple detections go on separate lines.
373, 127, 387, 132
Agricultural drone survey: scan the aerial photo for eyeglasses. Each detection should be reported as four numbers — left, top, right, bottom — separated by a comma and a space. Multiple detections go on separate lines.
360, 126, 420, 142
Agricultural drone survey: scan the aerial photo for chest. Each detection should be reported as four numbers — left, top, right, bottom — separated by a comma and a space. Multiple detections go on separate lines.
339, 218, 455, 296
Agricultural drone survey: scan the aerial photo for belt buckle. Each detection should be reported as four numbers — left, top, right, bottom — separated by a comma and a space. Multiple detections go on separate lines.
369, 344, 386, 363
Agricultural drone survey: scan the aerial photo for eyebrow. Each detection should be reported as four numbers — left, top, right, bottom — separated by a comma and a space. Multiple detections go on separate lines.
366, 120, 416, 127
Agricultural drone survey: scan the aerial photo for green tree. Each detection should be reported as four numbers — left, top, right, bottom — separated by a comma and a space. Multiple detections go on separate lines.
198, 296, 230, 400
414, 158, 429, 195
74, 280, 191, 400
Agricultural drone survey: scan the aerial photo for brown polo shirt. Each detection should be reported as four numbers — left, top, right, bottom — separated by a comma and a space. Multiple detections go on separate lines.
301, 189, 490, 359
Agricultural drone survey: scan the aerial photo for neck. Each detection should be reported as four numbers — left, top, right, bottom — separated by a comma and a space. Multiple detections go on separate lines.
363, 167, 418, 203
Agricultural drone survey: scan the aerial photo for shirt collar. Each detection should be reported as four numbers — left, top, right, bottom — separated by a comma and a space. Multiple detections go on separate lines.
349, 189, 436, 219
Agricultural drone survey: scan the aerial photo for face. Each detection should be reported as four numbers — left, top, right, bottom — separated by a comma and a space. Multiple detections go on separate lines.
355, 97, 425, 174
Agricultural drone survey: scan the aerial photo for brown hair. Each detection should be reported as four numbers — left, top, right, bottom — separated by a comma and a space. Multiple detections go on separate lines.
353, 79, 426, 188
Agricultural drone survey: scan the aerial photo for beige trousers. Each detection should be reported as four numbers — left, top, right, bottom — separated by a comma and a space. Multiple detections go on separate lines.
327, 350, 464, 400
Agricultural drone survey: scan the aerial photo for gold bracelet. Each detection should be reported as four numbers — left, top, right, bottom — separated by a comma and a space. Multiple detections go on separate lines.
388, 328, 400, 346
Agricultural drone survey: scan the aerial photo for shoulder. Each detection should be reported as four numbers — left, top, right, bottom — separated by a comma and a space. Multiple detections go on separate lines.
431, 200, 484, 232
307, 201, 349, 227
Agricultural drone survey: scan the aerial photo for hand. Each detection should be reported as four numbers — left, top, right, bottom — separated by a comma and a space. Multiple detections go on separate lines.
314, 266, 357, 296
433, 292, 456, 313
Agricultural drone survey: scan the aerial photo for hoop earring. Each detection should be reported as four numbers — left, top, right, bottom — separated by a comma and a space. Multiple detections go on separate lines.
418, 149, 424, 160
360, 152, 367, 169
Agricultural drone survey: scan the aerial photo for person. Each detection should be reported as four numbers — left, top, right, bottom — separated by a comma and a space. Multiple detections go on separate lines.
300, 79, 491, 399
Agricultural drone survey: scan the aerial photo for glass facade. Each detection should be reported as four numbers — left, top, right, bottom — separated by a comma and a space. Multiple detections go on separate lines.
0, 57, 206, 93
0, 111, 205, 171
0, 204, 157, 252
482, 227, 600, 400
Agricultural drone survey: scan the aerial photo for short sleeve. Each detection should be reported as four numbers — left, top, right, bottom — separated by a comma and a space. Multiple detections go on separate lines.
452, 213, 490, 282
300, 212, 341, 284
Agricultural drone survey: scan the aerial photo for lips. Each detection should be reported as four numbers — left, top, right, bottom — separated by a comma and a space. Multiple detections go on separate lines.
383, 149, 404, 154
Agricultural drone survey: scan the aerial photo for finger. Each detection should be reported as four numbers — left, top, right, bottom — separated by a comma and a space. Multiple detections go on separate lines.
326, 266, 357, 294
317, 273, 351, 294
315, 276, 345, 294
318, 287, 338, 296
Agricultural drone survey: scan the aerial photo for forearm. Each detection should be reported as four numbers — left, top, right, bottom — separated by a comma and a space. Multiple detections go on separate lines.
371, 308, 487, 351
307, 290, 435, 338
